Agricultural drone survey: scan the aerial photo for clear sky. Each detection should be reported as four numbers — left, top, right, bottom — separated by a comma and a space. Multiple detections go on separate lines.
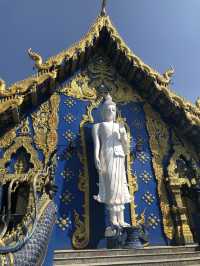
0, 0, 199, 103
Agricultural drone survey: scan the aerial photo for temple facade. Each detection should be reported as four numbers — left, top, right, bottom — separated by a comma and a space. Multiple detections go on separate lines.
0, 5, 200, 266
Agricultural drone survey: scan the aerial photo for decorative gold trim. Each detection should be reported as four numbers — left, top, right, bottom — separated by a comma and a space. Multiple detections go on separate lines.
8, 253, 14, 266
167, 132, 194, 244
0, 15, 199, 132
0, 136, 42, 184
0, 95, 24, 114
0, 128, 16, 148
60, 54, 142, 103
144, 103, 174, 240
32, 94, 60, 165
73, 98, 103, 249
117, 114, 138, 226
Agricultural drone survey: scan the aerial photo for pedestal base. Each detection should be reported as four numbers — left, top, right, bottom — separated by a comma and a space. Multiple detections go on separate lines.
124, 226, 143, 249
106, 226, 144, 249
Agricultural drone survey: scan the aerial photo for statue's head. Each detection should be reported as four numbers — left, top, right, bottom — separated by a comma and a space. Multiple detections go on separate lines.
101, 94, 116, 122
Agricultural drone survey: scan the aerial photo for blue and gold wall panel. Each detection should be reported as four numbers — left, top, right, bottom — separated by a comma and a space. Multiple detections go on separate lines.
1, 53, 200, 266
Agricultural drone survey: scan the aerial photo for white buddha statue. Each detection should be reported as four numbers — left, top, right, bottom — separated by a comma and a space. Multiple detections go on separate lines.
92, 94, 131, 227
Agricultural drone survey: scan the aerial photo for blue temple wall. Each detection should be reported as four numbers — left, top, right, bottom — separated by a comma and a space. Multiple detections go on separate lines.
0, 56, 200, 266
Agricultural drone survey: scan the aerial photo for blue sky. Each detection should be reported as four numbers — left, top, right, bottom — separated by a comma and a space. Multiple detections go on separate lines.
0, 0, 199, 103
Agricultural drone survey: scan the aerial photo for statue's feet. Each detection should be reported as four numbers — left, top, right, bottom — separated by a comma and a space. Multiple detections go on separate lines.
119, 222, 131, 228
111, 221, 120, 227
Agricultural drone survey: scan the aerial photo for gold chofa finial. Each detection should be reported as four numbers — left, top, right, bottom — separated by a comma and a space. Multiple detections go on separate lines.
101, 0, 107, 16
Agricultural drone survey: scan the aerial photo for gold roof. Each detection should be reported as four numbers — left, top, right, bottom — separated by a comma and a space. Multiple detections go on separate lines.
0, 14, 199, 151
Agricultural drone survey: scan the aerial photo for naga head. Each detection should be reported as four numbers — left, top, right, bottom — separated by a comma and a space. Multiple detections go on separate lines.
163, 67, 175, 80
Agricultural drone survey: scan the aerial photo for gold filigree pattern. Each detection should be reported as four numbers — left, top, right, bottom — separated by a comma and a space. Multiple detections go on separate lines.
0, 14, 199, 145
147, 214, 160, 229
0, 136, 42, 184
72, 210, 88, 249
60, 55, 142, 103
56, 215, 72, 231
63, 130, 75, 142
32, 94, 60, 165
64, 98, 76, 108
142, 192, 155, 206
0, 128, 16, 148
64, 113, 76, 124
144, 103, 174, 239
60, 73, 96, 100
72, 98, 103, 249
139, 170, 152, 184
167, 132, 194, 244
137, 152, 150, 164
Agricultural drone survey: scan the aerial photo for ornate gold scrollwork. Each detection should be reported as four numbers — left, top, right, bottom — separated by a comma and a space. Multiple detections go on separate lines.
32, 94, 60, 165
0, 136, 42, 184
0, 95, 24, 114
72, 210, 89, 249
0, 128, 16, 149
144, 103, 174, 240
59, 73, 97, 100
60, 54, 142, 103
72, 97, 103, 249
167, 133, 194, 244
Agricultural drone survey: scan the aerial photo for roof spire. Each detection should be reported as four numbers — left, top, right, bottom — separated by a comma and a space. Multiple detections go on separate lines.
101, 0, 107, 16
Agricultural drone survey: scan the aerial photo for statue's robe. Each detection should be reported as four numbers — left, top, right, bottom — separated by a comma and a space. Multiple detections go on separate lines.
94, 122, 131, 211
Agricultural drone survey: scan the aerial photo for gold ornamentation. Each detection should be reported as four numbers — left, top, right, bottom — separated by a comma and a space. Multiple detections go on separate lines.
144, 103, 174, 240
140, 170, 152, 184
63, 130, 75, 142
0, 95, 24, 114
147, 214, 160, 229
60, 191, 74, 205
60, 73, 96, 100
45, 15, 173, 87
28, 48, 52, 71
137, 151, 150, 164
0, 15, 199, 136
72, 98, 103, 249
0, 78, 25, 98
72, 210, 88, 249
56, 215, 72, 231
160, 67, 174, 85
0, 78, 6, 95
0, 136, 42, 184
142, 192, 155, 206
64, 113, 76, 124
60, 55, 142, 103
64, 98, 76, 108
0, 128, 16, 148
32, 94, 60, 165
167, 132, 194, 244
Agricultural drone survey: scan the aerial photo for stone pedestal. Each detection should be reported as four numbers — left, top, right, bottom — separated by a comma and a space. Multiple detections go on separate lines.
106, 226, 143, 249
124, 226, 143, 249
